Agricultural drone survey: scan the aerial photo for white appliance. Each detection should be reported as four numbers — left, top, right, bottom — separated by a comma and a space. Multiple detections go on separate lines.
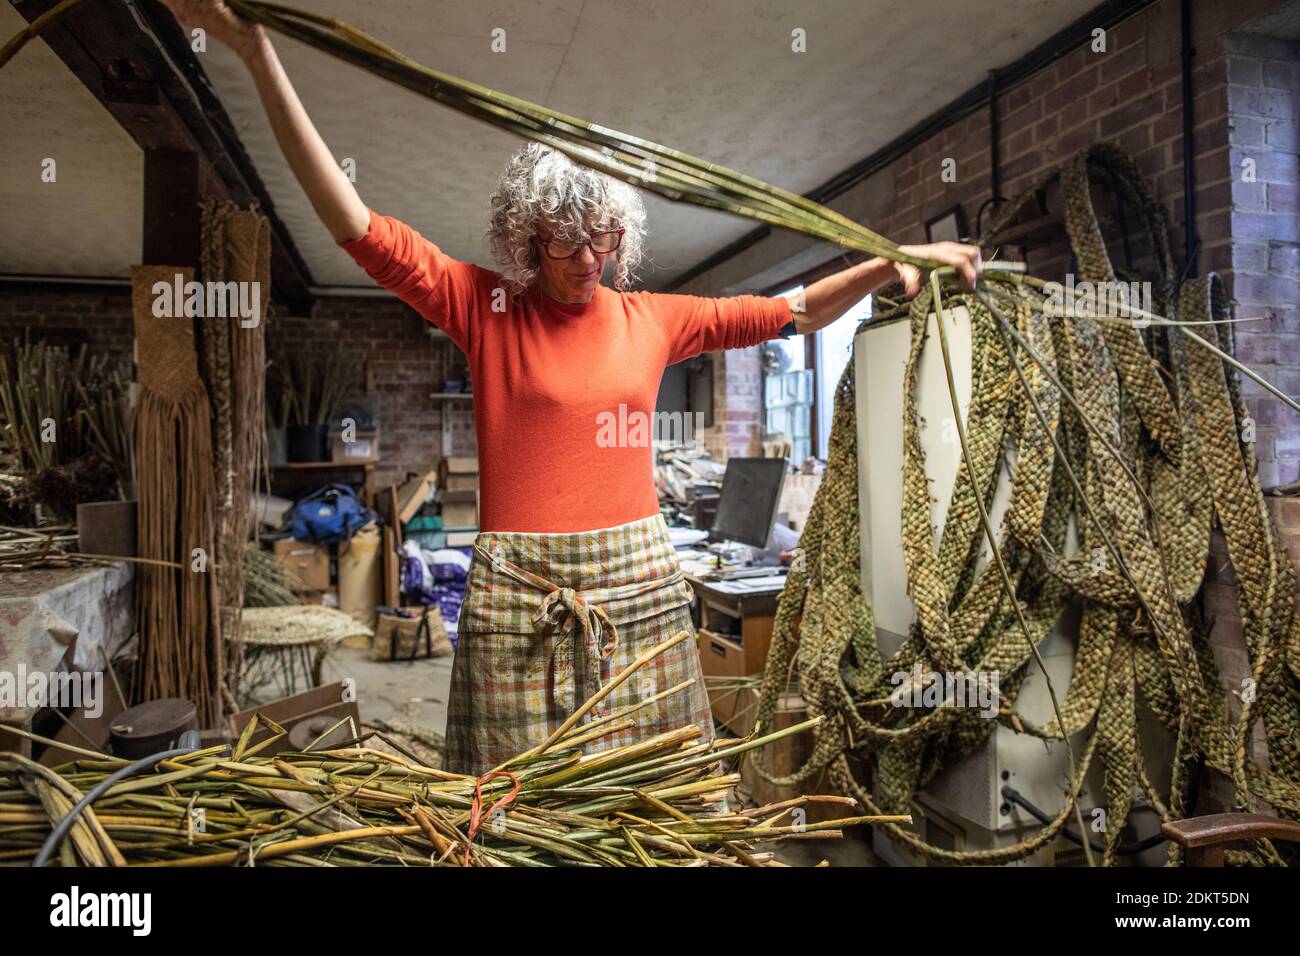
853, 307, 1170, 866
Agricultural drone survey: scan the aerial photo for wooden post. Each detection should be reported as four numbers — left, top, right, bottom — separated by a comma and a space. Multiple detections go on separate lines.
142, 149, 202, 267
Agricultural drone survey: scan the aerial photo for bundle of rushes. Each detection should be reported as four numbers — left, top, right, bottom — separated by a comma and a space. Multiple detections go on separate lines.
0, 338, 129, 520
242, 542, 301, 608
1, 634, 899, 867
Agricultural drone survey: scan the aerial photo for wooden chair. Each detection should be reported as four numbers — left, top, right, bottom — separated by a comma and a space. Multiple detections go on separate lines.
1161, 813, 1300, 866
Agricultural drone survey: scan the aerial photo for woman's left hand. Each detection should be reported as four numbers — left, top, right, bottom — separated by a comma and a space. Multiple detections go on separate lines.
893, 241, 983, 295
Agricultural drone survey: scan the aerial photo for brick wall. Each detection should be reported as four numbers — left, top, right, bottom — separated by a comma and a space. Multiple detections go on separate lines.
684, 0, 1298, 486
0, 283, 135, 365
704, 346, 764, 460
0, 284, 474, 490
268, 296, 475, 489
1224, 32, 1300, 489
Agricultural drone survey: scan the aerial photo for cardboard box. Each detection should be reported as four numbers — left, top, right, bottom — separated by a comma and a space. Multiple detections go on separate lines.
332, 426, 380, 463
383, 468, 437, 526
300, 589, 339, 608
272, 539, 330, 591
441, 489, 478, 528
696, 628, 750, 732
438, 456, 479, 492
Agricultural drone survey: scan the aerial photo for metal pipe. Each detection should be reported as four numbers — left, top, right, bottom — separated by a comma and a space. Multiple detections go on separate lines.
989, 70, 1002, 203
1181, 0, 1199, 276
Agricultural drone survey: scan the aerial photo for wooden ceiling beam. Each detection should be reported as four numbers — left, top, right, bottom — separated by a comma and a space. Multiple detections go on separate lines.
11, 0, 315, 312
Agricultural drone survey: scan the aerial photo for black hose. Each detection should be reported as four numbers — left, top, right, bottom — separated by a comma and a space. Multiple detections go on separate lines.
33, 730, 202, 867
1001, 784, 1168, 856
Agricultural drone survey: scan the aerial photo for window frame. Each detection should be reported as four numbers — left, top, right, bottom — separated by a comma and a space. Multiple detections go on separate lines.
760, 253, 871, 459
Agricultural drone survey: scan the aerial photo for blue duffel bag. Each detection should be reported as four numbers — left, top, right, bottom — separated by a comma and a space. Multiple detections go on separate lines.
290, 484, 376, 544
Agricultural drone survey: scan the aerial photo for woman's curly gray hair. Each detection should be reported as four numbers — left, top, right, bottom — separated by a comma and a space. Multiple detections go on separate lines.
487, 143, 646, 295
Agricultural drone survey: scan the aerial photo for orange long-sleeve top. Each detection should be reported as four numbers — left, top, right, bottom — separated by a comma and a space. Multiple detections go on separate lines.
341, 209, 793, 533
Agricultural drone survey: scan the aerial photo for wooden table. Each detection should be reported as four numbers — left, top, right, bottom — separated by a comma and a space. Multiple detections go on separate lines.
683, 571, 783, 669
683, 571, 786, 734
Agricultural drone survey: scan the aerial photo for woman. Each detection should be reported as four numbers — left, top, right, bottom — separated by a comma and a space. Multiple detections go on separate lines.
164, 1, 982, 775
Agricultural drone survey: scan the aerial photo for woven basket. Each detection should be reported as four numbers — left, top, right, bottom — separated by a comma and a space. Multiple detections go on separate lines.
370, 607, 452, 662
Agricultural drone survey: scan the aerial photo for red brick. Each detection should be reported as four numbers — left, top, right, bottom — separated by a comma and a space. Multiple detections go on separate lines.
1032, 113, 1060, 144
1044, 67, 1099, 117
1198, 209, 1233, 245
1006, 126, 1033, 158
1194, 145, 1233, 185
1053, 47, 1090, 85
1100, 43, 1145, 83
1115, 68, 1155, 103
1101, 92, 1163, 138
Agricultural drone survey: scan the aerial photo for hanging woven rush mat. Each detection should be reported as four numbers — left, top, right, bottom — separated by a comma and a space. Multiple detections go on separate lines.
131, 265, 222, 728
446, 513, 710, 776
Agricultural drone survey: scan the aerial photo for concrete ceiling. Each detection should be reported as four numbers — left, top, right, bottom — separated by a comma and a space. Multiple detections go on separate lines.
1, 0, 1100, 289
0, 3, 142, 279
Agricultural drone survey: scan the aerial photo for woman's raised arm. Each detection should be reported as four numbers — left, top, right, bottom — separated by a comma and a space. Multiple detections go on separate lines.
158, 0, 370, 243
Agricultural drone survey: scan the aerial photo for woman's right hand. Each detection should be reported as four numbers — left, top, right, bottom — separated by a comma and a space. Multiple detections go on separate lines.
157, 0, 265, 58
161, 0, 369, 242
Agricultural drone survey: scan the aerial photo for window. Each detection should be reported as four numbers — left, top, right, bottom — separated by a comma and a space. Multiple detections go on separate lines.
816, 292, 870, 458
763, 286, 871, 462
765, 288, 814, 462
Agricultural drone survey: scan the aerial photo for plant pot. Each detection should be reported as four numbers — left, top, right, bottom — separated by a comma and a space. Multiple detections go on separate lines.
287, 423, 331, 462
267, 427, 287, 465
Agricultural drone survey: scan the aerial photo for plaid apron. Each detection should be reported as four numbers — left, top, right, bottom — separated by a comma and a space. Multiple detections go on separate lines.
445, 513, 713, 775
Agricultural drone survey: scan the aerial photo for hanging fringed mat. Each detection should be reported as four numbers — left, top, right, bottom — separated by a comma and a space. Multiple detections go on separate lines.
199, 200, 272, 704
131, 264, 222, 728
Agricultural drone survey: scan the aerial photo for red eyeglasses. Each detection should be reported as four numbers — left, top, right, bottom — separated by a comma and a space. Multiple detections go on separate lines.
536, 229, 624, 260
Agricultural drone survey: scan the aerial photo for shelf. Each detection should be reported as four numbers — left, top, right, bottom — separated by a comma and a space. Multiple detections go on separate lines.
272, 460, 377, 469
429, 392, 474, 400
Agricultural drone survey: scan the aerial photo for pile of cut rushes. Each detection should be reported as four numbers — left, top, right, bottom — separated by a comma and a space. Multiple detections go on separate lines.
1, 633, 904, 867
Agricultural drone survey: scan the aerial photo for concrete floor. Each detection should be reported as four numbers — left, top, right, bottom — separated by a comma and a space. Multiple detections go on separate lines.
319, 642, 455, 729
318, 641, 881, 866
